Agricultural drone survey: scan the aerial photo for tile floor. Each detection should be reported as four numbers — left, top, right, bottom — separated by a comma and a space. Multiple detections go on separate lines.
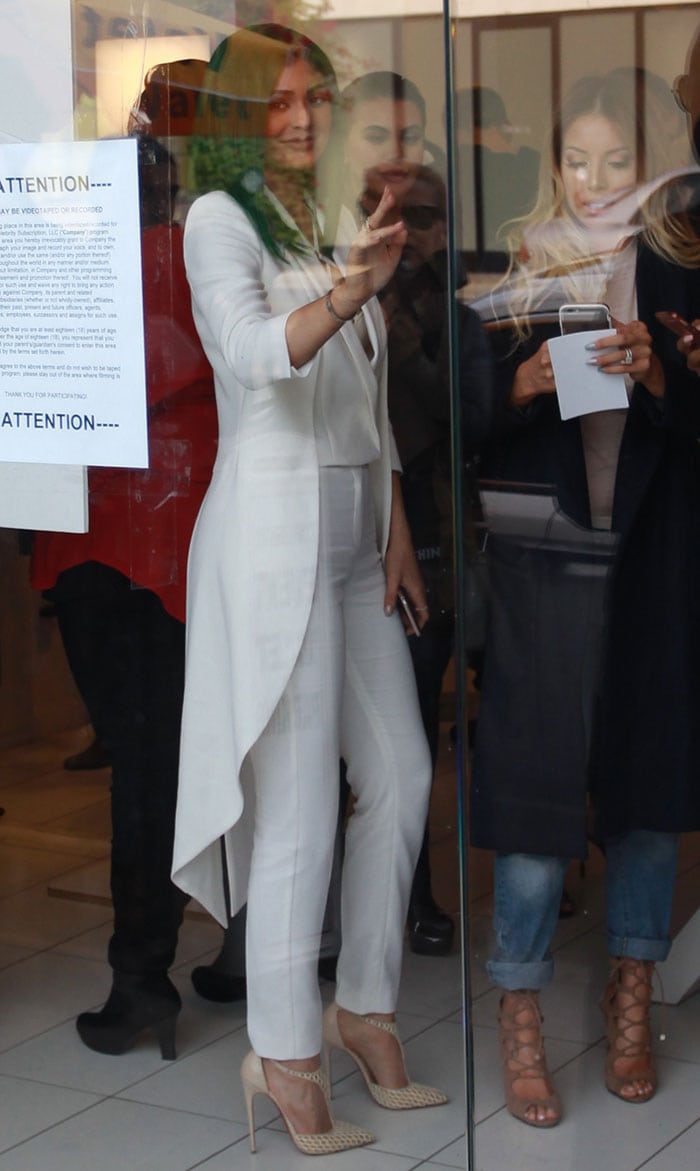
0, 724, 698, 1170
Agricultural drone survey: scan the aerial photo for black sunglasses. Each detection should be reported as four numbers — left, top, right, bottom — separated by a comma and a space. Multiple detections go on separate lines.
401, 204, 446, 230
358, 201, 445, 230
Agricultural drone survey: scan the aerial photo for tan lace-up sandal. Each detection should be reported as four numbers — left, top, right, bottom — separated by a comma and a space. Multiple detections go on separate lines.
498, 990, 562, 1127
240, 1050, 374, 1155
600, 958, 657, 1103
323, 1003, 448, 1109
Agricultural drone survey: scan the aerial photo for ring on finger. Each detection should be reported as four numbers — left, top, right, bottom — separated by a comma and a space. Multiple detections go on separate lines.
622, 346, 633, 365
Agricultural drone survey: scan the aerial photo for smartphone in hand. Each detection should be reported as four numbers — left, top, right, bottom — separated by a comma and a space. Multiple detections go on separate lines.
655, 311, 700, 350
559, 302, 612, 334
397, 588, 421, 637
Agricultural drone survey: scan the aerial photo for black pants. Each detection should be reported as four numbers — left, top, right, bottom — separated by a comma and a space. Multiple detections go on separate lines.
407, 609, 454, 903
47, 562, 187, 976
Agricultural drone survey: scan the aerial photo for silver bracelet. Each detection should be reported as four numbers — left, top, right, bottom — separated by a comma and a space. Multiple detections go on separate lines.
325, 284, 354, 324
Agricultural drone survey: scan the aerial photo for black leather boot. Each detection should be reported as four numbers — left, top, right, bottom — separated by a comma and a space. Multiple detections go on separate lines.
191, 905, 247, 1003
76, 973, 181, 1059
407, 895, 455, 956
191, 966, 247, 1003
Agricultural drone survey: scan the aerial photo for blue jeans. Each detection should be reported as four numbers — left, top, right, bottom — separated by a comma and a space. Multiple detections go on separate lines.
488, 830, 679, 991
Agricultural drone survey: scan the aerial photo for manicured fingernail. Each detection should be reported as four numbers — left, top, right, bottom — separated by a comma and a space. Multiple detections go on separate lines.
585, 342, 598, 350
384, 604, 393, 616
586, 358, 599, 365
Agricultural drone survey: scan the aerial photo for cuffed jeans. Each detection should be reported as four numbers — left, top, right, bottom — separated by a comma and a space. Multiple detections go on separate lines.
245, 467, 432, 1059
488, 830, 679, 991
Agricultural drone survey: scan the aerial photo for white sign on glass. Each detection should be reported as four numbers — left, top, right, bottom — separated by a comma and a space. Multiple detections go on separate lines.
0, 137, 147, 467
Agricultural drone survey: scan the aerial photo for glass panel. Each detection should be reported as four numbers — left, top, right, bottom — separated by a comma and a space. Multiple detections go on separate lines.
0, 2, 468, 1166
448, 2, 700, 1168
4, 3, 700, 1167
560, 13, 635, 89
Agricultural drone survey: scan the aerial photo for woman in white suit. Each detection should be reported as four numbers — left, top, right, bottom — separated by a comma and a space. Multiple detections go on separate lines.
171, 25, 446, 1155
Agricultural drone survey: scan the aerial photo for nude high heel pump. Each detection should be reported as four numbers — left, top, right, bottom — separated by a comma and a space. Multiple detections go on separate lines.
240, 1050, 374, 1156
323, 1003, 448, 1110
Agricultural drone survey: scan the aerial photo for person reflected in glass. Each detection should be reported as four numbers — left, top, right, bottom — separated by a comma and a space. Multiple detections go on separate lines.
337, 73, 465, 956
338, 71, 426, 202
471, 68, 700, 1127
31, 136, 218, 1058
171, 25, 447, 1156
359, 160, 494, 954
454, 85, 540, 260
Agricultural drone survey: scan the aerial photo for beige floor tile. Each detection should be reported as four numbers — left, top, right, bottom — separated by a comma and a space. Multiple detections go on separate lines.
0, 768, 109, 827
0, 883, 111, 950
0, 1097, 238, 1171
0, 842, 105, 899
0, 1074, 100, 1156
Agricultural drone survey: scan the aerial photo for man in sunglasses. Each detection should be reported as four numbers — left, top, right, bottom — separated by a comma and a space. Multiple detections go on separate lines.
360, 164, 493, 955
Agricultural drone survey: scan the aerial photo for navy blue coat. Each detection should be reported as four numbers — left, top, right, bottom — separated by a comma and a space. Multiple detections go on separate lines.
470, 240, 700, 857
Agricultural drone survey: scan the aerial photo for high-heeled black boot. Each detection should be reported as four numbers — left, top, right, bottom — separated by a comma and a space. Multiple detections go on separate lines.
76, 973, 181, 1059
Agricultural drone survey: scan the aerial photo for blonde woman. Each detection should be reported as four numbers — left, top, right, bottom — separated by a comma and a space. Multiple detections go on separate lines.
471, 68, 700, 1127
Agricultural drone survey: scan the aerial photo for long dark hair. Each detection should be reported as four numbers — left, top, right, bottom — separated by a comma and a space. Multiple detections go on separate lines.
190, 23, 337, 260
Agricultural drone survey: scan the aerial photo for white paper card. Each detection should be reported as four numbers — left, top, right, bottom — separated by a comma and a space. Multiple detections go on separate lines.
548, 330, 629, 421
0, 462, 87, 531
0, 138, 147, 467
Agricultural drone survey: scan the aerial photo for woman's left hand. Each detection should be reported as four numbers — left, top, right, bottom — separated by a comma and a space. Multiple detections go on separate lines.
384, 473, 429, 635
587, 319, 665, 398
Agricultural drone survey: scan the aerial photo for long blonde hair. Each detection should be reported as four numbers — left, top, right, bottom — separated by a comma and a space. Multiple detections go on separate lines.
501, 69, 697, 329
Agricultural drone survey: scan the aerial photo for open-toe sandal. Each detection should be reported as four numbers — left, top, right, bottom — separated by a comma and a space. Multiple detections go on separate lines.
600, 958, 657, 1104
498, 990, 561, 1128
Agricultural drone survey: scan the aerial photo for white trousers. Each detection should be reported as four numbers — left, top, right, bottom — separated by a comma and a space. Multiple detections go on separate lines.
246, 466, 432, 1058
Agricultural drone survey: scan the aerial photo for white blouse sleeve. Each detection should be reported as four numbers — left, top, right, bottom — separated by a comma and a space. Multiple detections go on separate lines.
183, 190, 312, 391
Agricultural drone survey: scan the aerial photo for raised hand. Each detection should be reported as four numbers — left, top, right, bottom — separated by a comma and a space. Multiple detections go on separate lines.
333, 186, 408, 318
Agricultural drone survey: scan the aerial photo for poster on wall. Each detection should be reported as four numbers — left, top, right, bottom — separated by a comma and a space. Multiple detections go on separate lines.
0, 136, 147, 467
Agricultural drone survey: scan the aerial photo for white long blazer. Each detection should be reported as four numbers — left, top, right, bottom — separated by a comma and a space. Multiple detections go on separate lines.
172, 192, 398, 925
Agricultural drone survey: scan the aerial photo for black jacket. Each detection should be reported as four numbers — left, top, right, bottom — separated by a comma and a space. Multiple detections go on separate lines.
470, 240, 700, 856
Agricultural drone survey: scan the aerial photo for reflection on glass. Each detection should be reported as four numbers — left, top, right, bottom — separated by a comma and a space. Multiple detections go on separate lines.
29, 128, 218, 1064
6, 4, 700, 1168
454, 84, 540, 258
468, 44, 700, 1147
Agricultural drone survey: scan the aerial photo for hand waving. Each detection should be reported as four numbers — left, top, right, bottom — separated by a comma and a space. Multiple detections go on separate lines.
342, 186, 408, 310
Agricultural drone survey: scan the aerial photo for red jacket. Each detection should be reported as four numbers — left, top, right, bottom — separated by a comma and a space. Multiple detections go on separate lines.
31, 224, 217, 623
